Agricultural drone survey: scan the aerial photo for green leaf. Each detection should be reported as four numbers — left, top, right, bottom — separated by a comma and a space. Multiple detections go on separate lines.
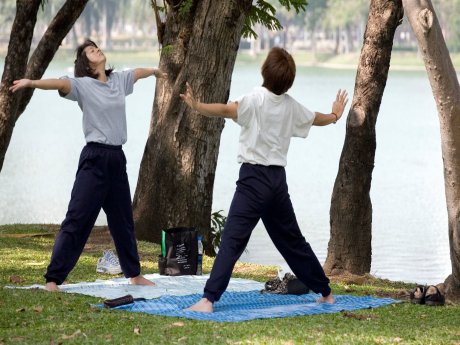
179, 0, 193, 17
242, 0, 308, 39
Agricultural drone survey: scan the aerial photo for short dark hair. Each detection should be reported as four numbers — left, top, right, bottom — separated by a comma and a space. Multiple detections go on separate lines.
74, 39, 113, 79
261, 47, 296, 95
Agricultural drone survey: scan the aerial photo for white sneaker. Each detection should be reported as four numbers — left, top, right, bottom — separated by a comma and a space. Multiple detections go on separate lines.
96, 250, 122, 275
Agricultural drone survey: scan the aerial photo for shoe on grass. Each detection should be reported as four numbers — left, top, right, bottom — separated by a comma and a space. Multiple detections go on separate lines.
96, 250, 122, 275
410, 285, 427, 304
425, 285, 445, 306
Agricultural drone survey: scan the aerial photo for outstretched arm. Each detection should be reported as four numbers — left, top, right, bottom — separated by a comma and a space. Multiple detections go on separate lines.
9, 78, 71, 94
133, 68, 167, 83
313, 89, 349, 126
180, 82, 237, 119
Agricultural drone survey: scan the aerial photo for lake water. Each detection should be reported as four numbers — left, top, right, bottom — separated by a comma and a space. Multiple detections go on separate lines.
0, 58, 453, 285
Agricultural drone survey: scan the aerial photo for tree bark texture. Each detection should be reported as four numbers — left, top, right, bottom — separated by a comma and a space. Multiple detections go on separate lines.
133, 0, 252, 254
0, 0, 88, 171
324, 0, 403, 275
403, 0, 460, 301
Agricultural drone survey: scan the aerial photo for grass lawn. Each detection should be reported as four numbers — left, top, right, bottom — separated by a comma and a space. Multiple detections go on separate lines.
1, 224, 459, 345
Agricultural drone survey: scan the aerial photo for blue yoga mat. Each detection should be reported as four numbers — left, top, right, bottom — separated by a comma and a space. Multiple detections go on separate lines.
104, 291, 400, 322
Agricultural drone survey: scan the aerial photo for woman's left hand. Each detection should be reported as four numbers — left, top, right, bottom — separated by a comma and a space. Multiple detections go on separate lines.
332, 89, 349, 121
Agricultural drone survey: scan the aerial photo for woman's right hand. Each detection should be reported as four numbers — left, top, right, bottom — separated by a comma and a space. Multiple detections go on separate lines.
9, 79, 32, 93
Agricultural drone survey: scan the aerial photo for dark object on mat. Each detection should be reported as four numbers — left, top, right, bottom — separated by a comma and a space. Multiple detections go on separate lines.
158, 227, 198, 276
409, 285, 445, 306
103, 294, 146, 308
262, 273, 309, 295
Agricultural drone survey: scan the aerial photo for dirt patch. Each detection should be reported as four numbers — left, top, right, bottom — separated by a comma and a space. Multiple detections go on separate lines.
329, 271, 411, 300
84, 226, 115, 253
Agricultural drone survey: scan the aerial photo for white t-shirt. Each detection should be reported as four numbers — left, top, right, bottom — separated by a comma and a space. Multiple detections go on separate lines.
236, 87, 315, 167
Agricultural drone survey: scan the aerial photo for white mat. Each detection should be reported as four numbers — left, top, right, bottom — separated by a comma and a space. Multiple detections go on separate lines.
7, 274, 264, 299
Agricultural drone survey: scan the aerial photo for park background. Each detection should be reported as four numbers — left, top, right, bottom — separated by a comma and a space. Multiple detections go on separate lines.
1, 0, 460, 285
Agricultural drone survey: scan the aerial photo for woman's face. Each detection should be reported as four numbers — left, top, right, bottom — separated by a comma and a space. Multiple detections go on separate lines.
83, 45, 106, 68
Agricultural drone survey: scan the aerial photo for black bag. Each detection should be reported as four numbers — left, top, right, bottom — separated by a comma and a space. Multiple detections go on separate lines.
158, 227, 198, 276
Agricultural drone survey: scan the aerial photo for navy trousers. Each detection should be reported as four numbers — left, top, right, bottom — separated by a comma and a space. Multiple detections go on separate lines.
203, 163, 331, 302
44, 142, 141, 284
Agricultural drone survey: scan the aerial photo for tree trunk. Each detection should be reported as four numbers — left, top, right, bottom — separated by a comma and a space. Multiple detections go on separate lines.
403, 0, 460, 302
133, 0, 252, 255
324, 0, 403, 275
0, 0, 88, 171
0, 0, 41, 171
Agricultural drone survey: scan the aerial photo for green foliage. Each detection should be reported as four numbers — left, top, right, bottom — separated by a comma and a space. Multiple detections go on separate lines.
150, 0, 165, 13
325, 0, 369, 29
210, 209, 227, 251
161, 44, 173, 55
178, 0, 193, 17
278, 0, 308, 12
243, 0, 308, 39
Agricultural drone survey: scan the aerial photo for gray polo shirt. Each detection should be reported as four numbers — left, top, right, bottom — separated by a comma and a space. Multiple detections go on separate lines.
60, 70, 134, 145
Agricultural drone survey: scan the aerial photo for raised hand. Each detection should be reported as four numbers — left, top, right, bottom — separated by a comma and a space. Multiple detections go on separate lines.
9, 79, 32, 93
331, 89, 349, 121
180, 82, 197, 110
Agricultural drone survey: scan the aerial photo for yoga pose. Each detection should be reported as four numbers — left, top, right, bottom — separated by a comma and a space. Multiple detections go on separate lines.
10, 39, 166, 291
181, 47, 348, 312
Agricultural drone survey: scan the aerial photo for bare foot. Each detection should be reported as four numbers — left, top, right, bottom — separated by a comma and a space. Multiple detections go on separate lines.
185, 298, 213, 313
317, 294, 335, 304
45, 282, 60, 292
129, 275, 155, 286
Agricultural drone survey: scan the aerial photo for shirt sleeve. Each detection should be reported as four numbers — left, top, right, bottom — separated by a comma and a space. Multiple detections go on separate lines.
118, 70, 135, 95
236, 92, 256, 127
292, 99, 315, 138
59, 76, 80, 101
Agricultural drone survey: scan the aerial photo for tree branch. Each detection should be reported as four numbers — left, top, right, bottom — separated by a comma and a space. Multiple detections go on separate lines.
15, 0, 89, 117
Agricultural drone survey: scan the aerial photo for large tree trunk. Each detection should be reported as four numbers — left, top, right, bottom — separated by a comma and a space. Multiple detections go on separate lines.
133, 0, 252, 254
0, 0, 88, 171
324, 0, 404, 275
403, 0, 460, 302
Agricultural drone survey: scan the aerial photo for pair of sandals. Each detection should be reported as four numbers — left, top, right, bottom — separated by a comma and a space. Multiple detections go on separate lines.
410, 285, 445, 306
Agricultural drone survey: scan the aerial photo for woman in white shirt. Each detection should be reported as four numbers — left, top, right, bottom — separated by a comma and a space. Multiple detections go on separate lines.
181, 47, 348, 312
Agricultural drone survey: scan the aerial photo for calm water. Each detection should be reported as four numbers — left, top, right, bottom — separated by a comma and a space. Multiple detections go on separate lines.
0, 59, 452, 285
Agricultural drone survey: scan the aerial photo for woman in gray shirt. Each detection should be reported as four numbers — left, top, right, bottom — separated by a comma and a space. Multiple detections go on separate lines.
10, 39, 166, 291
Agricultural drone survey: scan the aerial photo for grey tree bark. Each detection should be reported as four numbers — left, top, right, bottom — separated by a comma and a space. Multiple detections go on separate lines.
0, 0, 89, 171
133, 0, 252, 254
324, 0, 404, 275
403, 0, 460, 301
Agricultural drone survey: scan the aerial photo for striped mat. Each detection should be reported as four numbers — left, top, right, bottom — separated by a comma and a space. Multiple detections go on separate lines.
106, 290, 400, 322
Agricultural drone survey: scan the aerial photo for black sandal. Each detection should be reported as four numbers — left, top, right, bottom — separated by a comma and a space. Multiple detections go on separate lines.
424, 285, 445, 306
410, 285, 427, 304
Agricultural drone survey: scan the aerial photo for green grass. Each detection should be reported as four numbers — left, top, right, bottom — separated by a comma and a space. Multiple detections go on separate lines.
1, 224, 459, 345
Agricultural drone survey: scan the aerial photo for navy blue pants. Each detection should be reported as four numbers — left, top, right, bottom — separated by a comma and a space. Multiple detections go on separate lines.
44, 143, 141, 285
203, 163, 331, 302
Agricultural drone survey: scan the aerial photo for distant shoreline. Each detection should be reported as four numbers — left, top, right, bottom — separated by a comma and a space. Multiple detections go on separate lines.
1, 49, 459, 72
